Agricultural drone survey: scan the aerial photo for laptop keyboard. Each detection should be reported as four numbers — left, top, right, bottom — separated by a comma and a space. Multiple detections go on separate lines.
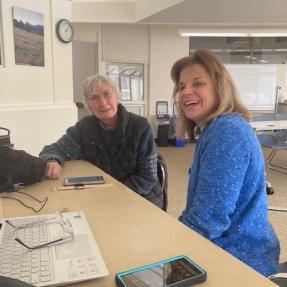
0, 216, 54, 285
0, 212, 109, 286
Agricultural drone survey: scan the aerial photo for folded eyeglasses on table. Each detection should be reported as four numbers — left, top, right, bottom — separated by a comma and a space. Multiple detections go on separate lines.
0, 211, 108, 286
5, 212, 73, 250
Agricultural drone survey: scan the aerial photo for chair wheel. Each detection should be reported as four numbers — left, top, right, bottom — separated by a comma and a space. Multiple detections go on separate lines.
266, 186, 274, 195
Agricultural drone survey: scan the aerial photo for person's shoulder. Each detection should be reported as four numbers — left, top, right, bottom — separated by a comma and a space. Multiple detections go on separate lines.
75, 115, 96, 127
207, 114, 253, 142
127, 111, 149, 127
66, 115, 96, 135
213, 114, 250, 131
126, 112, 153, 137
78, 115, 95, 123
128, 111, 147, 121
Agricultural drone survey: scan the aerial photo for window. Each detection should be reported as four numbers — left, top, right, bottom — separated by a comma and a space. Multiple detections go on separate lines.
189, 37, 287, 64
106, 62, 146, 115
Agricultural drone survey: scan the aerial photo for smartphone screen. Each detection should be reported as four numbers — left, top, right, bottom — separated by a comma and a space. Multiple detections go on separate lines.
116, 256, 206, 287
64, 176, 105, 186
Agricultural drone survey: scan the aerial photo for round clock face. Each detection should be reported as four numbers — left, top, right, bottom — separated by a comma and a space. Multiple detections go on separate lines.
56, 19, 73, 43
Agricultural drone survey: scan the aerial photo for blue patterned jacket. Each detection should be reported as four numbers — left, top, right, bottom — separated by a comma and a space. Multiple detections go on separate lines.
179, 114, 280, 276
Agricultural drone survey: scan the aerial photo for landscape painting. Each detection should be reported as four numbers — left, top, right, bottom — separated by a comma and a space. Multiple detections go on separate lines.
0, 14, 2, 66
0, 41, 2, 66
12, 7, 44, 66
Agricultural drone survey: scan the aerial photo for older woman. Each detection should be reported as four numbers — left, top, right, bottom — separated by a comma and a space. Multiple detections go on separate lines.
171, 49, 279, 276
40, 75, 163, 208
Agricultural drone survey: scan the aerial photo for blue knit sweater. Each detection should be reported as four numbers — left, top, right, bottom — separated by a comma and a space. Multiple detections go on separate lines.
179, 114, 279, 276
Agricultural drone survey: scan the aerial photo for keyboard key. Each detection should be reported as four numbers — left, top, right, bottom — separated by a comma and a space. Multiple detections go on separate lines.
0, 216, 53, 285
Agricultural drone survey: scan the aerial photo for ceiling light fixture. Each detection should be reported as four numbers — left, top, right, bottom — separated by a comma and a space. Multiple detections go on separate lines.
178, 29, 287, 38
179, 32, 248, 37
249, 32, 287, 37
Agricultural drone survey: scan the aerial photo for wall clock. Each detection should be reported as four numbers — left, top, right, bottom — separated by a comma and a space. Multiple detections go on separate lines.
56, 19, 73, 43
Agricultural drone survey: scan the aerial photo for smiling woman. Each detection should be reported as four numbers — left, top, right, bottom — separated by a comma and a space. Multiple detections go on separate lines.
176, 64, 218, 128
171, 49, 249, 141
39, 74, 165, 209
170, 49, 280, 277
83, 75, 120, 128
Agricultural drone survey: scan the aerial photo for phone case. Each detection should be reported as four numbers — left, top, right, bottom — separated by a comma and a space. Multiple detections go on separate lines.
115, 255, 207, 287
63, 176, 105, 186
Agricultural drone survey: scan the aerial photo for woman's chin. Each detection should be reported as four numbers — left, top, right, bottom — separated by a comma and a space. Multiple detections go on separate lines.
184, 111, 198, 120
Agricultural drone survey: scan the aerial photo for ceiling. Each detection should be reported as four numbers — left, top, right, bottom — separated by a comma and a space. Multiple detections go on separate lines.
71, 0, 287, 28
138, 0, 287, 27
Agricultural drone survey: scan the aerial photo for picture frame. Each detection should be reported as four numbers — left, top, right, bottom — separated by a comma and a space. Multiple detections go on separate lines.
0, 3, 4, 67
156, 101, 168, 115
12, 6, 44, 67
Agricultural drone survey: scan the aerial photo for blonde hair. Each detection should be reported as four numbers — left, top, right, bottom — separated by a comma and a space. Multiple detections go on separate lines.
171, 49, 250, 141
82, 74, 120, 112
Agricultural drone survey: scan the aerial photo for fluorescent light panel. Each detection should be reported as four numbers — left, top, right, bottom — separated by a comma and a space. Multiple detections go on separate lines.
180, 32, 248, 37
250, 33, 287, 37
178, 29, 287, 37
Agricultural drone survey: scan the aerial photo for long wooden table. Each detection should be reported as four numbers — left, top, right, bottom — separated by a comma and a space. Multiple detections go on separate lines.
0, 160, 277, 287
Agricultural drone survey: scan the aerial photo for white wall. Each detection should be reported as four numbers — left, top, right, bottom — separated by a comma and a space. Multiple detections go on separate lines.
100, 24, 189, 123
0, 0, 77, 155
72, 1, 134, 23
100, 24, 188, 118
135, 0, 183, 22
72, 23, 188, 134
102, 24, 149, 63
149, 25, 188, 116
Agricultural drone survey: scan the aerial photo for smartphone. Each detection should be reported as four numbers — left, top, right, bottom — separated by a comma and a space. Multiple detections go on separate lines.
115, 255, 207, 287
63, 176, 105, 186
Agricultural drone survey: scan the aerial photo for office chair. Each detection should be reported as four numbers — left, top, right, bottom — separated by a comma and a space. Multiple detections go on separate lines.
259, 132, 287, 174
268, 206, 287, 287
251, 114, 277, 194
255, 113, 287, 174
157, 154, 168, 212
275, 113, 287, 121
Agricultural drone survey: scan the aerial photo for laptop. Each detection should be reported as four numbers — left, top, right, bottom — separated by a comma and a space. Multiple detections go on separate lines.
0, 211, 109, 286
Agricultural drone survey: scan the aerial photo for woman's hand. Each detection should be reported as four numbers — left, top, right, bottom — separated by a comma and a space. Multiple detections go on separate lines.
45, 160, 62, 179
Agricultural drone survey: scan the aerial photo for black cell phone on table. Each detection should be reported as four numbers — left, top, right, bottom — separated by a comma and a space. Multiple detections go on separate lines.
63, 176, 105, 186
115, 255, 207, 287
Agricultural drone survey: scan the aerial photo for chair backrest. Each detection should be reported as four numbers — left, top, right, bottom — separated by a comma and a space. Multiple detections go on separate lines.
0, 127, 12, 148
268, 207, 287, 286
251, 114, 275, 121
157, 154, 168, 211
275, 113, 287, 120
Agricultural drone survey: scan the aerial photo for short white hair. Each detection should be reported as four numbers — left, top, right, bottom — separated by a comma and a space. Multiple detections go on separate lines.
82, 74, 120, 111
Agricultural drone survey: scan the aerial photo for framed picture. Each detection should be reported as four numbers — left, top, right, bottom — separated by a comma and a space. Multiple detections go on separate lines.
0, 30, 3, 67
0, 3, 3, 67
12, 6, 44, 66
156, 101, 168, 116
